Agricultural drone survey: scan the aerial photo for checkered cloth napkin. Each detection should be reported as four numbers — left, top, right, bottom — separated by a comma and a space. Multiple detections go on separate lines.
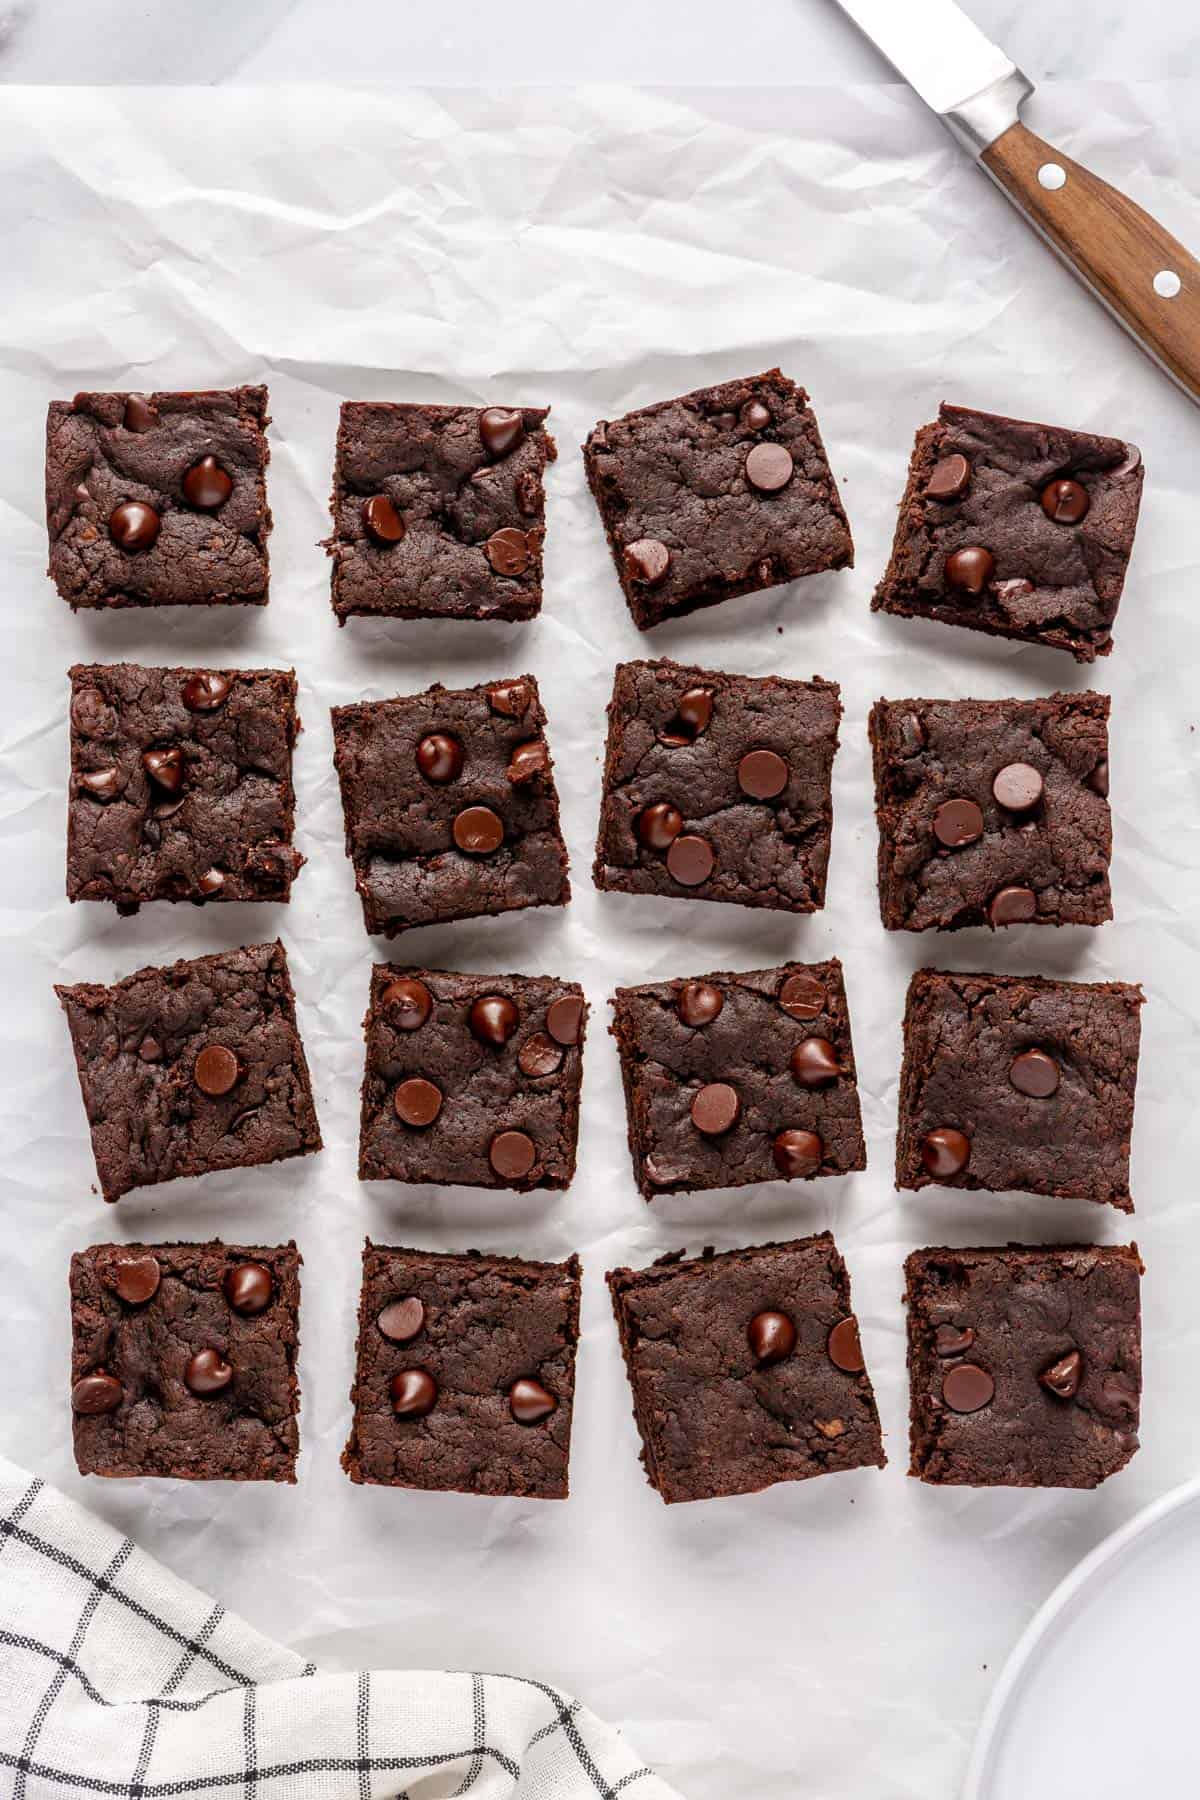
0, 1458, 680, 1800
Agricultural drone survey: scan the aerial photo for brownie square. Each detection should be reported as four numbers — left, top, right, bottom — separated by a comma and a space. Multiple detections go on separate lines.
359, 967, 586, 1191
611, 959, 865, 1200
905, 1243, 1142, 1488
607, 1235, 885, 1504
896, 969, 1143, 1212
873, 402, 1145, 662
56, 940, 323, 1204
327, 401, 554, 623
583, 368, 853, 629
68, 663, 304, 910
869, 691, 1112, 933
594, 659, 840, 915
46, 386, 271, 609
70, 1240, 301, 1482
342, 1242, 581, 1497
331, 675, 570, 938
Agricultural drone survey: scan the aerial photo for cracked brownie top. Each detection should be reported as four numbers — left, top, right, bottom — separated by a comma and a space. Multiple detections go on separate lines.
594, 658, 841, 915
583, 368, 853, 629
70, 1239, 302, 1482
46, 387, 271, 610
905, 1243, 1142, 1488
896, 968, 1144, 1211
331, 675, 570, 938
872, 402, 1144, 661
327, 401, 554, 622
607, 1235, 885, 1504
56, 940, 323, 1204
610, 959, 865, 1200
869, 690, 1112, 932
67, 662, 303, 910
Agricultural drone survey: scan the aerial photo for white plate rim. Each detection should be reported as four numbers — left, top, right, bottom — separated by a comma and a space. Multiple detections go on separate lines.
963, 1472, 1200, 1799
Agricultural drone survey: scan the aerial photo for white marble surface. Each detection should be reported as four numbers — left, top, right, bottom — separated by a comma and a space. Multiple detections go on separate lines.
0, 0, 1197, 86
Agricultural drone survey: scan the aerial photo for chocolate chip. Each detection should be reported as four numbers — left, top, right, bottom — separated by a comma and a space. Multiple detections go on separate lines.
517, 1031, 564, 1078
659, 687, 715, 745
479, 407, 525, 457
507, 739, 548, 783
1099, 1372, 1138, 1415
740, 398, 771, 432
198, 868, 226, 896
932, 797, 983, 848
487, 679, 532, 717
1009, 1048, 1060, 1098
452, 805, 504, 854
194, 1044, 240, 1097
988, 885, 1036, 927
185, 1349, 233, 1396
390, 1368, 437, 1417
690, 1082, 740, 1136
122, 394, 158, 432
935, 1325, 976, 1357
1114, 443, 1141, 476
79, 768, 121, 801
182, 455, 232, 510
944, 546, 993, 593
827, 1316, 865, 1374
393, 1078, 443, 1128
677, 981, 723, 1027
413, 732, 463, 784
112, 1254, 160, 1305
1041, 478, 1089, 524
142, 746, 184, 794
362, 494, 405, 544
109, 500, 160, 552
509, 1378, 557, 1424
637, 802, 683, 850
1040, 1350, 1083, 1399
515, 471, 540, 515
926, 453, 971, 500
772, 1128, 822, 1178
992, 762, 1043, 812
489, 1129, 536, 1179
790, 1037, 839, 1087
138, 1036, 162, 1062
666, 834, 714, 886
377, 1297, 425, 1343
778, 973, 825, 1020
745, 441, 794, 493
72, 1373, 123, 1415
920, 1127, 971, 1178
546, 994, 584, 1046
942, 1363, 994, 1413
1088, 759, 1109, 798
899, 712, 927, 752
623, 538, 671, 586
994, 577, 1033, 605
181, 671, 231, 712
381, 979, 433, 1031
748, 1310, 796, 1364
485, 527, 531, 575
470, 994, 519, 1046
224, 1262, 274, 1315
711, 411, 738, 431
737, 749, 788, 800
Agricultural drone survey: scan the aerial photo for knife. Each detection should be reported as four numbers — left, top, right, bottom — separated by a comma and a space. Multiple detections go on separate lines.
831, 0, 1200, 404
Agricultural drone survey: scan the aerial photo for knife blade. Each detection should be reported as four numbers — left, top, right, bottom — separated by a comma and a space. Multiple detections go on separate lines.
832, 0, 1200, 403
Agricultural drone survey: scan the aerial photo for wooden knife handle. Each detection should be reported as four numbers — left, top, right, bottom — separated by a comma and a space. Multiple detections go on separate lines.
982, 120, 1200, 403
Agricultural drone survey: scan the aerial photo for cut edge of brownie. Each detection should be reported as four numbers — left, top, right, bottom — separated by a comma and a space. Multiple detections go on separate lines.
342, 1240, 582, 1498
606, 1235, 886, 1504
903, 1241, 1144, 1489
70, 1238, 302, 1484
583, 368, 853, 630
895, 967, 1144, 1213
